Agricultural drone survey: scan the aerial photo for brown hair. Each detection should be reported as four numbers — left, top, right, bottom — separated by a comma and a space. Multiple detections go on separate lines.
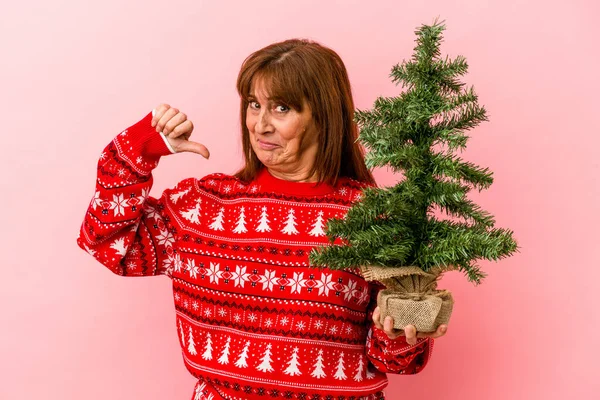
234, 38, 375, 186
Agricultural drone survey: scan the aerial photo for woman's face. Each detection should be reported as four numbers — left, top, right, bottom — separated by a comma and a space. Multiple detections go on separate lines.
246, 77, 319, 181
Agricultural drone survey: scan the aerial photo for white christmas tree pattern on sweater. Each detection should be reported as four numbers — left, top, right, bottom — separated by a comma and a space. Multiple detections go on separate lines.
255, 206, 272, 232
310, 349, 326, 379
217, 336, 231, 364
109, 237, 127, 256
180, 200, 202, 224
234, 340, 251, 368
179, 320, 186, 345
202, 332, 213, 360
209, 207, 225, 231
354, 354, 365, 381
334, 351, 347, 380
187, 326, 197, 355
256, 343, 274, 372
308, 210, 326, 236
281, 208, 299, 235
170, 187, 190, 204
283, 347, 302, 376
232, 206, 248, 234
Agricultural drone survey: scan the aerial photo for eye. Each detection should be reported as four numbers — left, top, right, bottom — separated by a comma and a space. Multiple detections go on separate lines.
248, 101, 260, 109
275, 104, 290, 113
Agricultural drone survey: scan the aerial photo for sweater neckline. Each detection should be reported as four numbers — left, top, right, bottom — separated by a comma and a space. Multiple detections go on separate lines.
255, 167, 337, 196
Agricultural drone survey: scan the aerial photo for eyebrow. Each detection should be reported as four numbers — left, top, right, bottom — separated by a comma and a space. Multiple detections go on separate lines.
248, 93, 273, 100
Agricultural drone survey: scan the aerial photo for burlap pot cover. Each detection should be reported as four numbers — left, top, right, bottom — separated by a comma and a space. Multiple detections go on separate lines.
361, 265, 454, 333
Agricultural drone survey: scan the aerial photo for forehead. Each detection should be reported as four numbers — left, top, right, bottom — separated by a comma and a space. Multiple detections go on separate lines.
246, 72, 310, 112
248, 78, 270, 98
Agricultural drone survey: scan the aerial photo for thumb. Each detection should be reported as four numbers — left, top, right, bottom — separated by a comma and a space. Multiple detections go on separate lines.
176, 140, 210, 159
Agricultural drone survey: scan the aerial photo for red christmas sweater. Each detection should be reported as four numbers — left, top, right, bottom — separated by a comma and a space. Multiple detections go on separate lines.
77, 111, 434, 400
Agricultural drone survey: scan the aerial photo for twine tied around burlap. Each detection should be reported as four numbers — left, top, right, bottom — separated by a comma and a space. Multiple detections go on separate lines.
360, 265, 454, 333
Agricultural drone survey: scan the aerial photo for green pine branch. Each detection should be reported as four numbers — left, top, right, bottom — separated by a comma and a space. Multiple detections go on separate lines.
308, 18, 519, 285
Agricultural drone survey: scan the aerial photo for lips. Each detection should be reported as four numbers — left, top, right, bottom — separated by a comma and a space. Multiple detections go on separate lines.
257, 139, 280, 150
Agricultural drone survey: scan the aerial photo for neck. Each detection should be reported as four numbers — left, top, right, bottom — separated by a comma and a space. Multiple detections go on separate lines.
266, 167, 318, 183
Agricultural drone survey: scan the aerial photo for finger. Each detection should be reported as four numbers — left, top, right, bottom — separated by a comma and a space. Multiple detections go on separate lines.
156, 107, 179, 135
435, 324, 448, 338
169, 119, 193, 140
383, 316, 400, 339
176, 140, 211, 159
404, 324, 418, 345
163, 112, 188, 137
372, 307, 384, 330
151, 104, 170, 128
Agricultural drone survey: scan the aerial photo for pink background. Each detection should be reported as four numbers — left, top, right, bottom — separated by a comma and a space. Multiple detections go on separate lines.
1, 0, 598, 399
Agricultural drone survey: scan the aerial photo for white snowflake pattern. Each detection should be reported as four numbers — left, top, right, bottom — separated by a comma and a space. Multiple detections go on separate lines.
136, 156, 143, 164
232, 265, 249, 288
280, 316, 289, 326
264, 318, 273, 328
315, 273, 336, 296
207, 179, 217, 186
165, 253, 183, 273
248, 313, 257, 323
183, 300, 189, 309
345, 326, 353, 335
192, 301, 199, 311
117, 168, 126, 177
125, 261, 136, 270
99, 152, 107, 160
249, 185, 259, 193
224, 185, 232, 193
288, 272, 307, 294
356, 285, 369, 305
91, 191, 102, 210
174, 293, 181, 302
233, 314, 241, 323
329, 325, 338, 334
343, 280, 357, 301
259, 270, 278, 291
156, 229, 174, 247
296, 321, 306, 331
186, 259, 199, 279
314, 320, 323, 330
207, 262, 221, 284
339, 187, 348, 195
144, 204, 160, 220
218, 308, 227, 317
111, 193, 127, 216
204, 309, 212, 317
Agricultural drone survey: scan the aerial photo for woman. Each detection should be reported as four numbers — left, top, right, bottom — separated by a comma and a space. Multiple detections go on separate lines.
77, 39, 447, 400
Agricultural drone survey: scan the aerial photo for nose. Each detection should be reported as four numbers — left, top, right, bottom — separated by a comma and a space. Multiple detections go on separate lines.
254, 108, 273, 135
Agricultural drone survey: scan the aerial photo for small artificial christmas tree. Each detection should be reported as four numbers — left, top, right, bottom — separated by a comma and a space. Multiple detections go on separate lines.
309, 18, 519, 332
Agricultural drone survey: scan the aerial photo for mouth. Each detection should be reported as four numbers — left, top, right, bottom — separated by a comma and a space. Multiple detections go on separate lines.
257, 139, 280, 150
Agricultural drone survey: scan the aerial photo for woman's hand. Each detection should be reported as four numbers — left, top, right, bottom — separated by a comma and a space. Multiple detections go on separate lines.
372, 306, 448, 345
151, 103, 210, 159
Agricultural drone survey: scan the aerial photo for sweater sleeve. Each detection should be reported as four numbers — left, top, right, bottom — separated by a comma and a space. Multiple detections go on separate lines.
76, 110, 181, 278
365, 281, 434, 375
